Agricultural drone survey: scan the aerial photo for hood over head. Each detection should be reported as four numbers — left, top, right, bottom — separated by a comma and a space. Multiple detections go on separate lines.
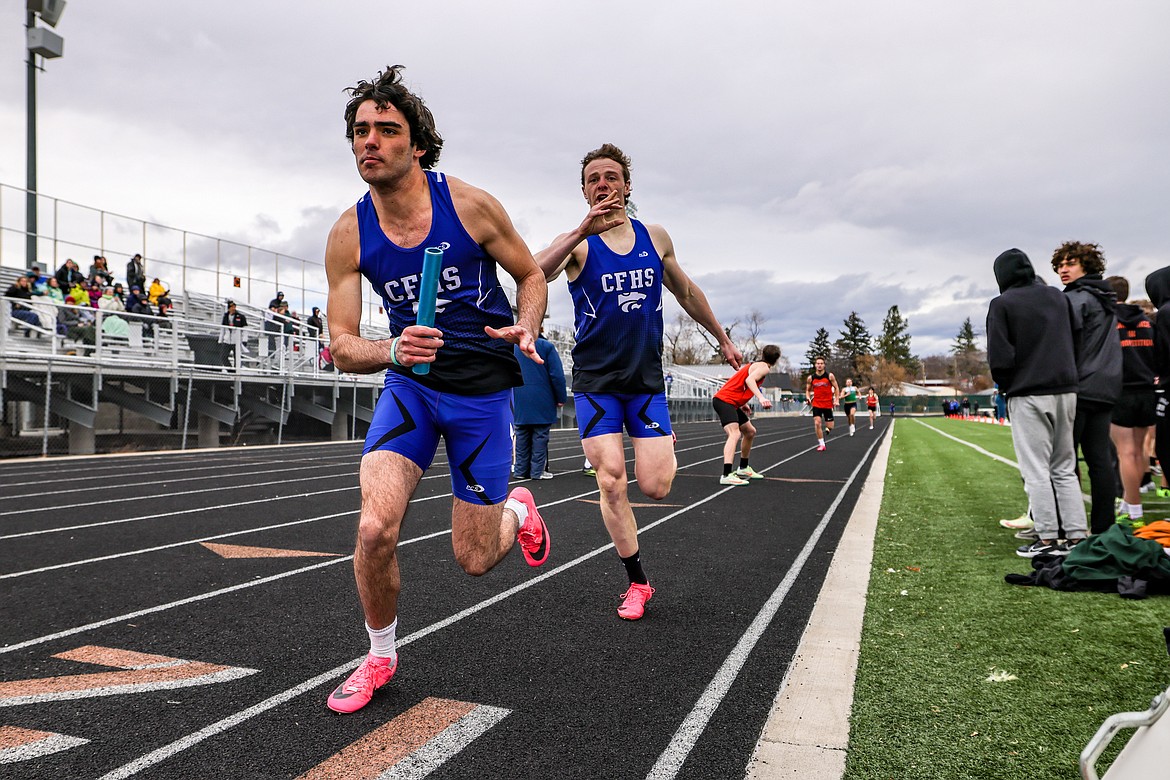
993, 248, 1036, 293
1145, 267, 1170, 309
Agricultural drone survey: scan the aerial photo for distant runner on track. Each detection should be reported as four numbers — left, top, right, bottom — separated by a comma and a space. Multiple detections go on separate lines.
839, 378, 859, 436
805, 357, 839, 451
865, 386, 879, 430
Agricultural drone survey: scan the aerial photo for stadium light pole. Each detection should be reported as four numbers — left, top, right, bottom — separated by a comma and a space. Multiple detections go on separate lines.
25, 0, 67, 270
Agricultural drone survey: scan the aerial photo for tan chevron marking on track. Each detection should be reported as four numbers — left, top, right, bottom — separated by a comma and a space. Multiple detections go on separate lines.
200, 542, 338, 559
0, 725, 90, 763
0, 645, 258, 707
298, 697, 509, 779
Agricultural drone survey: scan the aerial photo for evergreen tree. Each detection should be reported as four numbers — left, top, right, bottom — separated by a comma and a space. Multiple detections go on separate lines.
805, 328, 833, 369
876, 305, 918, 374
834, 311, 873, 377
952, 317, 978, 355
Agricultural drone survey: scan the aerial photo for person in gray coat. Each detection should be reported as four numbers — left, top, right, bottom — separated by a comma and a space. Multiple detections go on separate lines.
987, 248, 1087, 557
1053, 241, 1122, 534
512, 330, 567, 479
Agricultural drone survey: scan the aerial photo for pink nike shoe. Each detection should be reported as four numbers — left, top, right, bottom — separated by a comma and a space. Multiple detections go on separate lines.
327, 653, 397, 714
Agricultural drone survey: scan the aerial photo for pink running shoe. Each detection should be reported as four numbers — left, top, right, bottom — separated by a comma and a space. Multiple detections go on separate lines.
816, 444, 826, 452
511, 487, 550, 567
327, 653, 397, 714
617, 583, 655, 620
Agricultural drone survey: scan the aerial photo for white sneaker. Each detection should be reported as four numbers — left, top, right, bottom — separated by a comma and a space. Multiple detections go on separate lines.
538, 471, 554, 480
849, 424, 855, 436
719, 473, 750, 486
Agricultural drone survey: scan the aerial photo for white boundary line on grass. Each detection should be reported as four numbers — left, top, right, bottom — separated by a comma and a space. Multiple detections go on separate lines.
913, 419, 1018, 467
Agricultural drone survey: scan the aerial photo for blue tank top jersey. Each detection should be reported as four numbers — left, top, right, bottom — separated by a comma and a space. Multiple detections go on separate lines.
568, 218, 665, 393
356, 171, 521, 394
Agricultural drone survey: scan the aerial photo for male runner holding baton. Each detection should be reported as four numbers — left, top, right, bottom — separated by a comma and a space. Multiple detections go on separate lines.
324, 66, 551, 713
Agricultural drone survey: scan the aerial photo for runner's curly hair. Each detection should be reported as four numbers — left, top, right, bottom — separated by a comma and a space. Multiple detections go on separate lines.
344, 65, 444, 170
581, 143, 632, 186
1051, 241, 1106, 275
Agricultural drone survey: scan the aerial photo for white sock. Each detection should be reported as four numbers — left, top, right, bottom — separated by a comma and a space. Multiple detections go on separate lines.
1130, 504, 1144, 519
1118, 500, 1132, 515
818, 438, 825, 446
367, 619, 398, 660
850, 424, 855, 433
505, 496, 529, 527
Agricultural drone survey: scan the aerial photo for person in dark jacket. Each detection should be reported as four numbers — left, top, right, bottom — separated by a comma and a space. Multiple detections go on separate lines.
1144, 267, 1170, 498
987, 248, 1087, 557
512, 330, 567, 479
1107, 275, 1157, 524
1053, 241, 1123, 534
126, 254, 146, 292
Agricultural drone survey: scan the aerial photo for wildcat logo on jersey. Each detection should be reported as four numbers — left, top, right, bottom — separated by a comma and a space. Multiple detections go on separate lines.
383, 266, 461, 304
413, 298, 452, 315
619, 292, 647, 312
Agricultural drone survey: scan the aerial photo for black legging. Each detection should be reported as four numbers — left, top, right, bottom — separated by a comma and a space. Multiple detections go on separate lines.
1074, 400, 1119, 535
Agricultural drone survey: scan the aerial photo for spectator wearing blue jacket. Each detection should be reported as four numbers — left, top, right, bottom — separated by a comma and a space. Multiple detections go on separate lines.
512, 331, 567, 479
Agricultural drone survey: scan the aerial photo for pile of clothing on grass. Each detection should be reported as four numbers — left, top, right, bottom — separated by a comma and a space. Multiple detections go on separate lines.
1006, 523, 1170, 599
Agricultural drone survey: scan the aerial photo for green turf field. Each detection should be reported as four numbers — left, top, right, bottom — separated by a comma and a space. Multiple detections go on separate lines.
844, 417, 1170, 780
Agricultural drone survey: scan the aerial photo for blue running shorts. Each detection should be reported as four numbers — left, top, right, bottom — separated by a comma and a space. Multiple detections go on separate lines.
575, 391, 673, 440
364, 373, 514, 504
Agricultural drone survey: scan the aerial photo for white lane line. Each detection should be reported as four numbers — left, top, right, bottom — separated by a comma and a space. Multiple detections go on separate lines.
646, 430, 886, 780
376, 705, 511, 780
95, 429, 822, 779
913, 419, 1018, 467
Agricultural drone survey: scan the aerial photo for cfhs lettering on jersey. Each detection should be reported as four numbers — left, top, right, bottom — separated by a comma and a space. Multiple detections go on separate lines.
600, 267, 655, 293
383, 266, 461, 303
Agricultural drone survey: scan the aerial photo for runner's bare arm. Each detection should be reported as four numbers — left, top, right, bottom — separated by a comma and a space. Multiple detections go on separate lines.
325, 208, 400, 373
656, 225, 743, 369
746, 363, 773, 408
534, 190, 625, 282
451, 180, 547, 363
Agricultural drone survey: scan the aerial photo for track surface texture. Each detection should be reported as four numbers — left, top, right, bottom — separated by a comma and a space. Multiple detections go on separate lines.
0, 415, 889, 779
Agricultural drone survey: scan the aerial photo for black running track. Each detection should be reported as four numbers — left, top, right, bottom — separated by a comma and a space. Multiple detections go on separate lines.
0, 416, 889, 780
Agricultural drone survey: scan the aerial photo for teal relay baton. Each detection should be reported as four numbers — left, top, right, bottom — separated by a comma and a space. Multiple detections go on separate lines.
413, 246, 443, 375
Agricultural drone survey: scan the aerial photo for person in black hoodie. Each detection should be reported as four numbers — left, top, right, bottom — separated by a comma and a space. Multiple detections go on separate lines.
1106, 276, 1157, 524
1144, 267, 1170, 497
1053, 241, 1123, 534
987, 248, 1087, 557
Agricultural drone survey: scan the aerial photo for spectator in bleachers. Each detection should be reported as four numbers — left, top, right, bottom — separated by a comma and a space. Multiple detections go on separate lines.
268, 290, 286, 309
68, 279, 92, 307
126, 254, 146, 291
126, 286, 152, 315
5, 275, 44, 328
111, 282, 126, 305
147, 277, 169, 305
263, 302, 282, 351
26, 266, 49, 295
43, 277, 65, 304
55, 259, 84, 291
98, 287, 125, 312
306, 306, 323, 338
222, 300, 248, 328
88, 255, 115, 287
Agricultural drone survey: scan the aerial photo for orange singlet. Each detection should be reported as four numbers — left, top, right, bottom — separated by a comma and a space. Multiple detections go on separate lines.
810, 373, 834, 408
714, 363, 766, 408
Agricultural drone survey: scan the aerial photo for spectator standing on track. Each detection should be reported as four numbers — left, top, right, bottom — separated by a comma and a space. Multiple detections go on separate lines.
1052, 241, 1123, 535
323, 65, 551, 714
512, 328, 567, 480
535, 142, 742, 621
1107, 275, 1157, 525
805, 356, 839, 451
987, 248, 1087, 557
712, 344, 778, 485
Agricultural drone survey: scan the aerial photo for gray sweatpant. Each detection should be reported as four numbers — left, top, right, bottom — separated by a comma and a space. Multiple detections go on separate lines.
1007, 392, 1087, 540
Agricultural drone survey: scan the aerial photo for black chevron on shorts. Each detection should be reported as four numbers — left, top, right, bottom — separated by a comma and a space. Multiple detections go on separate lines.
369, 391, 417, 451
459, 435, 494, 505
581, 394, 607, 439
637, 396, 669, 435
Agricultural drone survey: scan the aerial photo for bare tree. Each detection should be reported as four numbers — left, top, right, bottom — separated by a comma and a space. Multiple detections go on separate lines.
664, 312, 706, 365
742, 309, 766, 361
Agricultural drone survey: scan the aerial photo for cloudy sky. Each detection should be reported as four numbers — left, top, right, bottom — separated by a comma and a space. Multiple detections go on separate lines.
2, 1, 1168, 363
